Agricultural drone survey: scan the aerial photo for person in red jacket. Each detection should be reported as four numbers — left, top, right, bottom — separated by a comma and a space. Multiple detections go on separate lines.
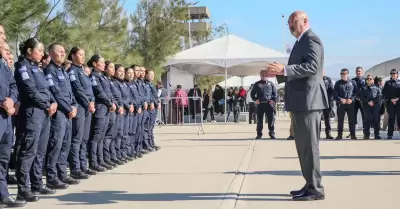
238, 86, 247, 112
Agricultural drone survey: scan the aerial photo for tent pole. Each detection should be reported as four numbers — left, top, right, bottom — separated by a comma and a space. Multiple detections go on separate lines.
224, 67, 227, 123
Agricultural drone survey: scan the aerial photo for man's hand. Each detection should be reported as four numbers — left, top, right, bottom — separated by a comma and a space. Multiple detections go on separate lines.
255, 99, 260, 105
340, 98, 347, 104
137, 107, 142, 114
88, 102, 95, 112
2, 97, 14, 110
118, 106, 124, 115
144, 103, 148, 111
391, 98, 398, 104
68, 106, 77, 119
265, 62, 285, 76
268, 100, 275, 105
129, 105, 134, 113
346, 99, 353, 104
150, 103, 155, 110
368, 101, 374, 106
110, 103, 116, 112
48, 103, 57, 116
6, 107, 15, 116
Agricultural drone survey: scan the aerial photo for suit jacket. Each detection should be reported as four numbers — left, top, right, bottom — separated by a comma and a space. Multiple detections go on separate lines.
277, 29, 328, 112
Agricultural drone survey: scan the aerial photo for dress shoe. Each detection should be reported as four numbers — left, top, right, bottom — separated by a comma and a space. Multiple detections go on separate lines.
60, 176, 80, 185
350, 135, 357, 140
105, 160, 117, 167
1, 196, 26, 207
112, 158, 124, 165
287, 136, 294, 140
47, 180, 69, 190
6, 175, 18, 185
364, 135, 370, 139
100, 163, 113, 170
290, 187, 307, 196
71, 171, 90, 180
292, 191, 325, 201
83, 168, 97, 175
255, 135, 262, 139
269, 134, 276, 139
325, 133, 334, 139
32, 185, 56, 195
335, 135, 342, 140
89, 166, 106, 172
17, 191, 39, 202
118, 157, 128, 163
154, 145, 161, 151
375, 136, 382, 140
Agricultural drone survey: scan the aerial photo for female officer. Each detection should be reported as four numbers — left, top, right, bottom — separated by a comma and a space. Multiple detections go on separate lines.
14, 38, 57, 202
102, 61, 119, 167
382, 69, 400, 139
88, 55, 116, 171
126, 67, 142, 159
108, 63, 125, 165
144, 69, 161, 151
67, 47, 96, 178
359, 74, 382, 139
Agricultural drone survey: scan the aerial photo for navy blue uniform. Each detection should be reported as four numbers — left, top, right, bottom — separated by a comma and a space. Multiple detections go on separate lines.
138, 79, 152, 151
382, 78, 400, 137
105, 78, 122, 162
90, 71, 113, 169
68, 64, 94, 173
127, 80, 140, 157
14, 57, 52, 194
250, 80, 277, 138
132, 79, 145, 156
352, 76, 366, 126
45, 61, 77, 182
115, 79, 132, 160
0, 59, 18, 199
144, 79, 158, 148
322, 76, 334, 136
333, 79, 357, 136
359, 84, 382, 138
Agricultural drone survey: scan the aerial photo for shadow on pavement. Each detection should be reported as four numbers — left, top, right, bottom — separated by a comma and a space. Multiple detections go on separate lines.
41, 191, 292, 204
225, 170, 400, 176
275, 156, 400, 160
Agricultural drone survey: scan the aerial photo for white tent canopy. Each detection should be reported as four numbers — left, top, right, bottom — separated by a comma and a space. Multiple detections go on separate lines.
216, 76, 278, 89
164, 34, 288, 76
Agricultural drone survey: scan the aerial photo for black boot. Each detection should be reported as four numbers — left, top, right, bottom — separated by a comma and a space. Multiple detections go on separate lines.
325, 132, 333, 139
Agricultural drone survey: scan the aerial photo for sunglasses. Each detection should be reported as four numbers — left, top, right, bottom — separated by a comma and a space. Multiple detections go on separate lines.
391, 73, 397, 75
340, 73, 347, 75
366, 77, 373, 80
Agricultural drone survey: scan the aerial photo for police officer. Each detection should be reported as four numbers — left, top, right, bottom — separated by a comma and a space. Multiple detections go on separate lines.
89, 55, 116, 171
382, 69, 400, 139
322, 70, 334, 139
0, 37, 26, 207
138, 66, 152, 152
104, 61, 124, 166
67, 47, 96, 178
14, 38, 57, 203
114, 65, 133, 163
250, 70, 277, 139
144, 69, 161, 151
359, 74, 382, 139
352, 67, 366, 130
333, 68, 358, 140
45, 43, 79, 189
132, 65, 145, 157
124, 67, 138, 161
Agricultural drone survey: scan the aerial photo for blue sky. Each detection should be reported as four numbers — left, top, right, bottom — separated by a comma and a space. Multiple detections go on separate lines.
125, 0, 400, 77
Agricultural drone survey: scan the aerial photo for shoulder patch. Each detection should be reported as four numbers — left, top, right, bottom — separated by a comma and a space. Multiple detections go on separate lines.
91, 76, 97, 86
18, 66, 27, 73
46, 74, 55, 86
70, 74, 77, 82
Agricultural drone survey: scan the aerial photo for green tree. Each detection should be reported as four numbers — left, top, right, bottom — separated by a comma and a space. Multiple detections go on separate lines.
130, 0, 188, 80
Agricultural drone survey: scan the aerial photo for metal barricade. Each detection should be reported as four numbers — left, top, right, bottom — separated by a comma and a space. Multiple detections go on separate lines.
157, 96, 205, 135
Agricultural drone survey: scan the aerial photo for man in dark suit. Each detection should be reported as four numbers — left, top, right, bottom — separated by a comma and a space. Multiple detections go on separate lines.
188, 84, 202, 119
266, 11, 328, 201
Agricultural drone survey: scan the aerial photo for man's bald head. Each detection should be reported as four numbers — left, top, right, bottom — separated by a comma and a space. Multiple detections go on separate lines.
288, 11, 310, 39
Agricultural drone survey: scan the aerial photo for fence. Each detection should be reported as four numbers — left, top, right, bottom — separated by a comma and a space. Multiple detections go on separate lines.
156, 96, 205, 135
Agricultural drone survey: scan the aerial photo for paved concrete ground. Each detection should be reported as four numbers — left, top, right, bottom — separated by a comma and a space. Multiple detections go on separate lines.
6, 115, 400, 209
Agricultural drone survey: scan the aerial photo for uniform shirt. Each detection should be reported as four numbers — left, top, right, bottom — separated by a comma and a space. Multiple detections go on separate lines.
145, 79, 159, 106
359, 84, 382, 104
323, 76, 334, 101
333, 79, 357, 102
133, 79, 147, 106
250, 80, 277, 102
382, 78, 400, 100
45, 61, 77, 114
115, 79, 132, 110
68, 64, 94, 109
90, 71, 113, 108
14, 57, 53, 110
0, 59, 18, 105
127, 80, 141, 109
351, 76, 366, 95
137, 79, 150, 105
110, 78, 123, 108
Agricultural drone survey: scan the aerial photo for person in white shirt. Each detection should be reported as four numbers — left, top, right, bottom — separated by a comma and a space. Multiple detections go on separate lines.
247, 84, 257, 124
